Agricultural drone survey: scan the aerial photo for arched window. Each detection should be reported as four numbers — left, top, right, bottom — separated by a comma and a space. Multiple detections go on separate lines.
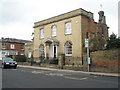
40, 44, 44, 57
65, 41, 72, 56
52, 25, 57, 37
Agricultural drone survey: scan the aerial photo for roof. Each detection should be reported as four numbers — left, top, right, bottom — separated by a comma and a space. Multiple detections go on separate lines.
0, 37, 31, 44
33, 8, 94, 28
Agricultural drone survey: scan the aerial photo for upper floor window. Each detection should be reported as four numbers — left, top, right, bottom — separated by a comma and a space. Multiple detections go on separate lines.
65, 22, 72, 35
52, 25, 57, 37
20, 45, 24, 50
40, 28, 44, 39
2, 43, 6, 49
65, 41, 72, 56
10, 44, 15, 49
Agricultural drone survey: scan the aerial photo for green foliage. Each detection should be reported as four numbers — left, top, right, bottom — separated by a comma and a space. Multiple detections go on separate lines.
89, 38, 99, 51
14, 55, 27, 62
106, 33, 120, 49
89, 37, 106, 52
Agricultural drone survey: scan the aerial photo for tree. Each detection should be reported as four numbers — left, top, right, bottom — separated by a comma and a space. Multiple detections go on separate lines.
89, 38, 99, 51
106, 33, 120, 49
89, 37, 106, 52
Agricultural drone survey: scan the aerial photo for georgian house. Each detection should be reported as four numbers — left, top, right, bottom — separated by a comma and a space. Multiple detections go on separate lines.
33, 8, 108, 66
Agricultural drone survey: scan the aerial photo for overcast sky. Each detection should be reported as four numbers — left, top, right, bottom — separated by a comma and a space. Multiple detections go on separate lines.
0, 0, 119, 40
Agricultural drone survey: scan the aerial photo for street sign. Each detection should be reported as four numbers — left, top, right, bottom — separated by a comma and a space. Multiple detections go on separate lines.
87, 57, 91, 64
85, 38, 89, 48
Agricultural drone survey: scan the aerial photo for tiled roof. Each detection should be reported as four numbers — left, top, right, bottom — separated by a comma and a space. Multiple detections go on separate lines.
0, 37, 31, 43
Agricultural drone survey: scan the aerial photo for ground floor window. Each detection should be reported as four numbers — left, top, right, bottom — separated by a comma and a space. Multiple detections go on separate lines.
40, 44, 44, 57
65, 41, 72, 56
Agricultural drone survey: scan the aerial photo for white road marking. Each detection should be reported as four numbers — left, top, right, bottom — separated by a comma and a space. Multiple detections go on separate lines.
17, 69, 88, 81
64, 76, 88, 80
45, 73, 64, 76
31, 71, 44, 74
21, 70, 27, 72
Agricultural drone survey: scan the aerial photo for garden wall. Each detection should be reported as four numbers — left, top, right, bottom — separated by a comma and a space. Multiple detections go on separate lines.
90, 49, 120, 73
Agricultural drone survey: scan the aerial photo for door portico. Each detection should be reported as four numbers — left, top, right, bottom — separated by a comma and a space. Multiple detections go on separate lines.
44, 38, 59, 59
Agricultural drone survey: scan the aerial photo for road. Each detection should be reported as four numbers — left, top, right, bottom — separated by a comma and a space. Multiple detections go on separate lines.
2, 67, 119, 88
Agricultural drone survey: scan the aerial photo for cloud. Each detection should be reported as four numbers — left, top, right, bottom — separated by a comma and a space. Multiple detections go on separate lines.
0, 22, 33, 40
0, 1, 28, 24
0, 0, 119, 40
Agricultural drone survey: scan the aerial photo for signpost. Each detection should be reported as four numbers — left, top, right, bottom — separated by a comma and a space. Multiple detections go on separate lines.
87, 57, 90, 72
85, 39, 89, 48
85, 32, 90, 72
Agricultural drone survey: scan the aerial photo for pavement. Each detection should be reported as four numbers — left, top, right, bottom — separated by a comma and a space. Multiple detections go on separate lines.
18, 65, 119, 77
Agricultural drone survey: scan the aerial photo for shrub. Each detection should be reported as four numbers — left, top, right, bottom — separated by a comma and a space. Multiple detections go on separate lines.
14, 55, 27, 62
106, 33, 120, 49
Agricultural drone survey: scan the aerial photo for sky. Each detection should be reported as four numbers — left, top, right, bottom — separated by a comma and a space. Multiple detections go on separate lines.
0, 0, 119, 40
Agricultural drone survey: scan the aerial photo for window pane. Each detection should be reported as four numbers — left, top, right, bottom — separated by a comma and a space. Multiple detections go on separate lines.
65, 22, 72, 34
10, 44, 15, 49
40, 29, 44, 39
40, 45, 44, 57
65, 42, 72, 56
2, 43, 6, 49
52, 25, 56, 36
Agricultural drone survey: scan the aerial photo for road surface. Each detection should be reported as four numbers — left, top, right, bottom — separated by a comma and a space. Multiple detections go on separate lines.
2, 67, 119, 88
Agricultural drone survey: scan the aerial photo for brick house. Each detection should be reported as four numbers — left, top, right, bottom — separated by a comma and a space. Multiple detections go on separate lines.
33, 8, 109, 66
0, 37, 31, 59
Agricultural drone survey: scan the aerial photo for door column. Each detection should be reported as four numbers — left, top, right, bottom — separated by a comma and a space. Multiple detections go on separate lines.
45, 44, 49, 59
53, 45, 58, 58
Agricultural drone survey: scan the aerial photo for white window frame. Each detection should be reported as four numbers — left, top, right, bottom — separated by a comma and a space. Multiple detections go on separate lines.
52, 25, 57, 37
40, 28, 44, 39
65, 22, 72, 35
65, 42, 72, 56
10, 44, 15, 49
2, 43, 6, 49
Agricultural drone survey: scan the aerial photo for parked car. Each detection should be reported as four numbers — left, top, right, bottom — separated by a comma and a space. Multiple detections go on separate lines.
0, 57, 17, 69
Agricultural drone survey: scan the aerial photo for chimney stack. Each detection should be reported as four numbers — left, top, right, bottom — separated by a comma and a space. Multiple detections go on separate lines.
98, 11, 106, 24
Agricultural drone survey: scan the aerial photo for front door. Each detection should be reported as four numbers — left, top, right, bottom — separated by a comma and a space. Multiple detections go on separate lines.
48, 45, 57, 59
54, 46, 57, 58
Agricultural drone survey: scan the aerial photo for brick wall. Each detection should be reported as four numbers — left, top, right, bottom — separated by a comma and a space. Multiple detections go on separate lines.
90, 49, 120, 73
65, 57, 83, 66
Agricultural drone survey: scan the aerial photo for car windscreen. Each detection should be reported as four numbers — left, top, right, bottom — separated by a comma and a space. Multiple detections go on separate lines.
2, 58, 13, 62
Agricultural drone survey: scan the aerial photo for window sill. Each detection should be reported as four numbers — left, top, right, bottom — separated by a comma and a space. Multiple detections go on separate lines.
40, 37, 44, 40
52, 35, 57, 37
65, 54, 72, 56
65, 33, 72, 36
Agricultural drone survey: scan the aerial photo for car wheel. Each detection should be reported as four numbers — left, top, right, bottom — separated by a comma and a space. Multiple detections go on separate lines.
14, 66, 17, 69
